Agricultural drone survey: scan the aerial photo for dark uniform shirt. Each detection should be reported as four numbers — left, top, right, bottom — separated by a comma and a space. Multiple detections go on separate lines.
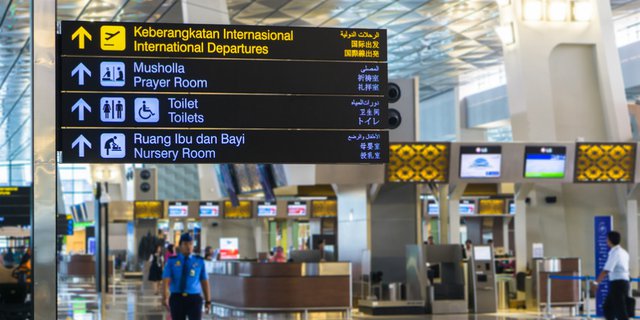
163, 253, 208, 294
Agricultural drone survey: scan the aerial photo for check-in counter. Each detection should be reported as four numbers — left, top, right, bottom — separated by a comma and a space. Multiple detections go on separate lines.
210, 261, 351, 312
67, 254, 95, 278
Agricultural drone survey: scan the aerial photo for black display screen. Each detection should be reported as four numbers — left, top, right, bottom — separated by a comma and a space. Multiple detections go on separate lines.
0, 187, 30, 227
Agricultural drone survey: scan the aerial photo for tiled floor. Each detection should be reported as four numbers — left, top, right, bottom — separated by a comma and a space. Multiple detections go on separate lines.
53, 278, 606, 319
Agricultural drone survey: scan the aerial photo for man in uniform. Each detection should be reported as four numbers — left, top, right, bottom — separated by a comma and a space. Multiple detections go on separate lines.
162, 233, 211, 320
593, 231, 631, 320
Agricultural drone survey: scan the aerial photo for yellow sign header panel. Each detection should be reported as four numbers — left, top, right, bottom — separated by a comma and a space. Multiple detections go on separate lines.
60, 21, 386, 62
224, 201, 252, 219
387, 143, 450, 183
311, 200, 337, 218
478, 199, 506, 215
134, 201, 164, 219
575, 143, 636, 183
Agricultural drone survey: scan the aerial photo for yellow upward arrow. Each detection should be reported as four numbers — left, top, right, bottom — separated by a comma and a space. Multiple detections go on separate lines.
71, 26, 92, 49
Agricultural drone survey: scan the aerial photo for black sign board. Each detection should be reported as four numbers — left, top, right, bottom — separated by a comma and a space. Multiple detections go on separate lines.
0, 187, 31, 227
57, 21, 388, 164
60, 129, 388, 164
59, 21, 387, 61
56, 214, 74, 236
59, 58, 386, 95
59, 93, 386, 129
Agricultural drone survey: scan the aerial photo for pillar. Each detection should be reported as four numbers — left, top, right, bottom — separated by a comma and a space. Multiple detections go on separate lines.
500, 0, 633, 274
32, 0, 57, 318
336, 184, 370, 298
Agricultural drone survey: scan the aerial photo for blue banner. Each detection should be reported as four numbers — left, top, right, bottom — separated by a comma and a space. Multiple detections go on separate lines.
594, 216, 613, 316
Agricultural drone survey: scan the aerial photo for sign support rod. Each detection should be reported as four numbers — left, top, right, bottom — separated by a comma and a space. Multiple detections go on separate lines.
32, 0, 58, 318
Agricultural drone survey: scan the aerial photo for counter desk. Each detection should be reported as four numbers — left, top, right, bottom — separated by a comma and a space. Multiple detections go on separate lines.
209, 261, 352, 314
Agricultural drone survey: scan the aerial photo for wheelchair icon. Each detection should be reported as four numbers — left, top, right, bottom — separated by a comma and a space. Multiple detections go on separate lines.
134, 98, 159, 123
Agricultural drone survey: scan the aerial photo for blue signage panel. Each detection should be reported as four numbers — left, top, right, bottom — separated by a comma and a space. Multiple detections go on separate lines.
594, 215, 613, 316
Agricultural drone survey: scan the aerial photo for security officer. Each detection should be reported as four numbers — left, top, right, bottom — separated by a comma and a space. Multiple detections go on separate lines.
593, 231, 631, 320
162, 233, 211, 320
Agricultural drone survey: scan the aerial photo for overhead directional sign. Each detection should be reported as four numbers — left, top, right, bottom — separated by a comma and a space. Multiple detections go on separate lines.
60, 94, 386, 129
60, 129, 388, 163
60, 21, 386, 61
56, 21, 388, 164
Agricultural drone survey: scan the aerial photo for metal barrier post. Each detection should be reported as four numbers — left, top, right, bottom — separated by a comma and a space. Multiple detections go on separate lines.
545, 276, 554, 319
585, 277, 591, 320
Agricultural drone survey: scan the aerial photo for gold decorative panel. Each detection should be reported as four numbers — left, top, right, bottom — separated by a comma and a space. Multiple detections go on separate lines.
134, 201, 164, 219
224, 201, 253, 219
478, 199, 506, 215
312, 200, 337, 218
387, 143, 449, 183
575, 143, 636, 183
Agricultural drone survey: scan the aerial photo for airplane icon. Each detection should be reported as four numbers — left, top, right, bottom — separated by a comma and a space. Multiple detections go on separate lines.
100, 25, 126, 51
104, 31, 120, 42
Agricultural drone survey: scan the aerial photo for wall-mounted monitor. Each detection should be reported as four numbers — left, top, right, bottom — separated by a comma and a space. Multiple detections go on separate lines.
427, 200, 439, 215
474, 246, 492, 261
508, 200, 515, 215
257, 202, 278, 217
168, 202, 189, 218
199, 202, 220, 218
459, 146, 502, 178
524, 146, 567, 179
287, 201, 307, 217
460, 199, 476, 215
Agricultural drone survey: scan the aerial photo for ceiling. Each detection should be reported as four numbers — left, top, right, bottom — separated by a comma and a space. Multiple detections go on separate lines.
0, 0, 638, 166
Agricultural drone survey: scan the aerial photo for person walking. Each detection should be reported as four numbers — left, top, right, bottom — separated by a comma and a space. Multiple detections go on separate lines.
162, 233, 211, 320
148, 244, 164, 295
593, 231, 631, 320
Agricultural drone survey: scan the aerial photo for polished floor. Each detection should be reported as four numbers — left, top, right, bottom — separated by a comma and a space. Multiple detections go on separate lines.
53, 278, 614, 319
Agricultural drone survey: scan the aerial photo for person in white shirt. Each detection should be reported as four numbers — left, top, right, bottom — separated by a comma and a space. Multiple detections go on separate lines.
593, 231, 630, 320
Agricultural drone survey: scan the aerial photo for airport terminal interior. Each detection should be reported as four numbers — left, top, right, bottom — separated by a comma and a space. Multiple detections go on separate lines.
5, 0, 640, 319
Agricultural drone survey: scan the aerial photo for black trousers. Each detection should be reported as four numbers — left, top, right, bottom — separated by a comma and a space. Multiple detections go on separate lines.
169, 293, 203, 320
604, 280, 629, 320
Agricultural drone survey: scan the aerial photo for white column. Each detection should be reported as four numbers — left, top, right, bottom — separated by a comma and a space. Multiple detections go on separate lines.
514, 184, 533, 273
439, 185, 449, 244
502, 0, 631, 142
503, 218, 510, 252
336, 184, 370, 297
446, 183, 466, 244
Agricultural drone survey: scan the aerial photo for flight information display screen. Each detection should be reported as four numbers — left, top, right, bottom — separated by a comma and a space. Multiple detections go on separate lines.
459, 146, 502, 178
460, 199, 476, 215
257, 202, 277, 217
199, 202, 220, 218
168, 202, 189, 218
287, 202, 307, 217
524, 146, 567, 179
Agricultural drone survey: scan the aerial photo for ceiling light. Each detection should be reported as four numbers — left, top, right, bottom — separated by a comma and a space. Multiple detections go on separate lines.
523, 0, 544, 21
548, 0, 568, 21
496, 0, 511, 6
573, 0, 592, 21
496, 23, 515, 45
